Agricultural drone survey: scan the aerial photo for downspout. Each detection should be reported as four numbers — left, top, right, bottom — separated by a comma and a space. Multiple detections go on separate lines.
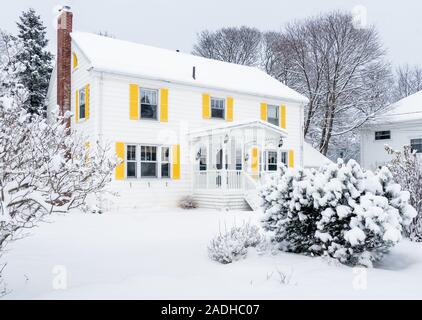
300, 102, 305, 168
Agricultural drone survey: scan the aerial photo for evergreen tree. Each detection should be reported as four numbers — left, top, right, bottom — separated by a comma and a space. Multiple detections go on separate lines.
15, 8, 52, 115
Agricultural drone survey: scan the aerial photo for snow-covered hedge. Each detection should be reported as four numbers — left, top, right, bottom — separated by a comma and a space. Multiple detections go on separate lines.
208, 223, 262, 264
260, 160, 417, 267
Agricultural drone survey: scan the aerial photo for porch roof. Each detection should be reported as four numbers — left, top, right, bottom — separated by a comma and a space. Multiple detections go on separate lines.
188, 119, 288, 138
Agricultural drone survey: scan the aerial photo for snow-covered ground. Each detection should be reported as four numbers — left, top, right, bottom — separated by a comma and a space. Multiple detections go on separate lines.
1, 208, 422, 299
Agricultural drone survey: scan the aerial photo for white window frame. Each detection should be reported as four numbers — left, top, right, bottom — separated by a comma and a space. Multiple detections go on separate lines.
263, 150, 279, 171
410, 138, 422, 153
267, 105, 279, 126
280, 151, 288, 166
210, 97, 226, 119
126, 144, 138, 178
375, 130, 391, 141
140, 145, 158, 178
160, 146, 171, 178
125, 144, 171, 179
139, 87, 159, 121
78, 87, 86, 120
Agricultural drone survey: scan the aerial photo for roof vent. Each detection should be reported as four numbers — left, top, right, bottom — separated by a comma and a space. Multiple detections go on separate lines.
192, 66, 196, 80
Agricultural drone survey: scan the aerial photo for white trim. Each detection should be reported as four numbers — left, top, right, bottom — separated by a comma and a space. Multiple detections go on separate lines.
188, 119, 288, 138
139, 87, 160, 121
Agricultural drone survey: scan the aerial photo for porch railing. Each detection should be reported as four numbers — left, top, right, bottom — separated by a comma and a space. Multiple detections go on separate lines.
194, 170, 244, 190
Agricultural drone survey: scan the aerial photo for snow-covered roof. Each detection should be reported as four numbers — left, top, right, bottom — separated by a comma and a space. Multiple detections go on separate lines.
303, 142, 332, 168
71, 32, 309, 104
370, 90, 422, 125
189, 119, 288, 138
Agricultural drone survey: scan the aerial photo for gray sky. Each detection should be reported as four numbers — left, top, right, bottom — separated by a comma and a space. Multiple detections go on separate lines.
1, 0, 421, 66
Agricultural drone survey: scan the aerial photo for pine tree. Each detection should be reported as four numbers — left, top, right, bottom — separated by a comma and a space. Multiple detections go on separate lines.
15, 8, 53, 115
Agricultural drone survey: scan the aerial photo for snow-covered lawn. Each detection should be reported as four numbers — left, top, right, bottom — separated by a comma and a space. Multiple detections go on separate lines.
1, 208, 422, 299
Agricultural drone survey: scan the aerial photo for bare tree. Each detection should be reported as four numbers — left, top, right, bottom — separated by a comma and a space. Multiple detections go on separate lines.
0, 96, 117, 289
192, 26, 262, 66
393, 64, 422, 101
261, 12, 392, 158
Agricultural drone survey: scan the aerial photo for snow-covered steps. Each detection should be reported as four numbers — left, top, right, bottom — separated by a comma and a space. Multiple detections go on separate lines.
193, 192, 252, 211
244, 190, 261, 211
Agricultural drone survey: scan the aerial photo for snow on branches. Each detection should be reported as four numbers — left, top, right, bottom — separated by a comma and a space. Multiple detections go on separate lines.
385, 145, 422, 241
260, 160, 416, 267
0, 96, 117, 251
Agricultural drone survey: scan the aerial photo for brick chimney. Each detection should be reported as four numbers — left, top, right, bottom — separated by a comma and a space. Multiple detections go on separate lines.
56, 6, 73, 128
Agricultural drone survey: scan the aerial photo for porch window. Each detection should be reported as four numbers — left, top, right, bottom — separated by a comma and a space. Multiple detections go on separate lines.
235, 148, 242, 170
267, 151, 278, 171
281, 151, 288, 166
375, 130, 390, 140
141, 145, 157, 177
411, 138, 422, 153
267, 105, 279, 126
199, 147, 207, 171
161, 147, 170, 178
211, 97, 225, 119
79, 87, 86, 119
126, 145, 137, 178
140, 88, 158, 120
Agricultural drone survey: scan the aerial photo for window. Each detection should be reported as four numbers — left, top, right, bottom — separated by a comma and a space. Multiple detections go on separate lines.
79, 87, 86, 119
267, 151, 278, 171
161, 147, 170, 178
267, 105, 279, 126
199, 147, 207, 171
126, 145, 137, 178
375, 131, 391, 140
126, 145, 171, 178
235, 148, 242, 170
411, 138, 422, 153
281, 152, 288, 166
211, 97, 225, 119
141, 146, 157, 177
140, 88, 158, 120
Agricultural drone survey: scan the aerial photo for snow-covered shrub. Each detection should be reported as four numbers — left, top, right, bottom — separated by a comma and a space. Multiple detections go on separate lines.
208, 223, 262, 264
385, 145, 422, 241
178, 196, 197, 209
260, 159, 417, 267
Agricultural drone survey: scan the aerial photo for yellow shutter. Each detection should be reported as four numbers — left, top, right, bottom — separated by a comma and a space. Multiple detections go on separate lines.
260, 103, 267, 121
280, 104, 286, 129
172, 144, 180, 180
226, 97, 234, 121
75, 89, 79, 123
85, 84, 90, 120
73, 52, 78, 69
251, 147, 258, 173
160, 88, 169, 122
115, 142, 125, 180
202, 93, 210, 119
288, 150, 295, 168
129, 84, 139, 120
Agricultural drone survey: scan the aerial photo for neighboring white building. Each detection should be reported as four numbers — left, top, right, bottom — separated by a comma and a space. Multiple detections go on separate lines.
360, 90, 422, 171
47, 7, 331, 211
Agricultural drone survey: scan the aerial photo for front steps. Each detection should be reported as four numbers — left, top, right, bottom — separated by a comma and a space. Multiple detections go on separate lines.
193, 192, 252, 211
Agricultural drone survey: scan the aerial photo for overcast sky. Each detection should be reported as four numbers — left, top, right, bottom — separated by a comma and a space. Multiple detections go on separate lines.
1, 0, 421, 66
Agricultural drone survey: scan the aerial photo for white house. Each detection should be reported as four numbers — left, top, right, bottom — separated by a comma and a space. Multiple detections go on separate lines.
360, 90, 422, 171
47, 7, 324, 211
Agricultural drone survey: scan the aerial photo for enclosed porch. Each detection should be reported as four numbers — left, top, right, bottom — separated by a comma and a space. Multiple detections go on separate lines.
189, 120, 290, 210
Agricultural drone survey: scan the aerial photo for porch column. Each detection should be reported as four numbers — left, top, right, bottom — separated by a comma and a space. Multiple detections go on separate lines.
206, 136, 210, 189
222, 134, 227, 190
